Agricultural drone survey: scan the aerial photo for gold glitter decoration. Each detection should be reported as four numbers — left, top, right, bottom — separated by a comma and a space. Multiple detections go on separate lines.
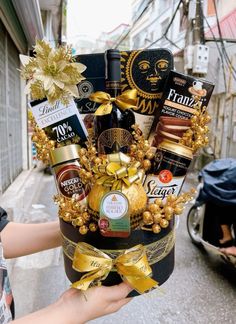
29, 111, 55, 164
179, 97, 211, 154
141, 189, 196, 233
20, 39, 86, 104
130, 124, 154, 171
54, 194, 96, 234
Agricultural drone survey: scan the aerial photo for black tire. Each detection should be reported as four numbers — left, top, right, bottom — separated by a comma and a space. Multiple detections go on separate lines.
186, 205, 203, 246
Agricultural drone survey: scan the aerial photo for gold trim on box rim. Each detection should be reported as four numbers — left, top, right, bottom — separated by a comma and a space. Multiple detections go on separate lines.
61, 228, 175, 267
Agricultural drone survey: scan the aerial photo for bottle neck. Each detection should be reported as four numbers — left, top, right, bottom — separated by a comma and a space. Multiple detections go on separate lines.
105, 80, 121, 97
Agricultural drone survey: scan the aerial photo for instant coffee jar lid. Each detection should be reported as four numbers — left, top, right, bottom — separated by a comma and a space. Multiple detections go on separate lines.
158, 140, 193, 159
49, 144, 81, 166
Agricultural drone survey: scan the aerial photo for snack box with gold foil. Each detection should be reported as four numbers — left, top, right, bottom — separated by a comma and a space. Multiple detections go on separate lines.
75, 48, 174, 139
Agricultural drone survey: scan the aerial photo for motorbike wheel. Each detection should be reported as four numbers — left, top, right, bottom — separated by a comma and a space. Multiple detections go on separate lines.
186, 205, 203, 246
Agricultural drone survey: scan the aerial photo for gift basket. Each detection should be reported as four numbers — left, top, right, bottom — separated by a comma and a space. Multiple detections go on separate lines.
20, 40, 214, 296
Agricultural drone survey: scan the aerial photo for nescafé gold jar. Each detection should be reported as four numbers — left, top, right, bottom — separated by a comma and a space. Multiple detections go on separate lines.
50, 144, 89, 204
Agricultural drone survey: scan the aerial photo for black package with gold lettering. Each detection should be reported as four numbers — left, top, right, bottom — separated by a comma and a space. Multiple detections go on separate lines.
75, 49, 173, 139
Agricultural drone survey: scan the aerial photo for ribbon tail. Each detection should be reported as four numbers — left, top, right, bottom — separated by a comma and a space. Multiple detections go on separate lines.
123, 275, 158, 294
71, 268, 109, 290
94, 103, 112, 115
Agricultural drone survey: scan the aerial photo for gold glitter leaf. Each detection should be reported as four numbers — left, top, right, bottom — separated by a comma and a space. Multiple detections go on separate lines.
20, 40, 86, 104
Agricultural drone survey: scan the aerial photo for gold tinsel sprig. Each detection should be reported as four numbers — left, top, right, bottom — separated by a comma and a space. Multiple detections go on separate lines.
20, 39, 86, 104
179, 100, 211, 154
142, 189, 196, 234
29, 111, 55, 164
54, 194, 98, 235
130, 124, 155, 171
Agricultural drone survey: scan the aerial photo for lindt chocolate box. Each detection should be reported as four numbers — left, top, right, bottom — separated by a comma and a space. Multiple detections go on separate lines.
149, 70, 215, 146
75, 48, 174, 139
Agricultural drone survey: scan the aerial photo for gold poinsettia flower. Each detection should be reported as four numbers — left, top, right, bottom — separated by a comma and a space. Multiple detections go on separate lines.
20, 40, 86, 104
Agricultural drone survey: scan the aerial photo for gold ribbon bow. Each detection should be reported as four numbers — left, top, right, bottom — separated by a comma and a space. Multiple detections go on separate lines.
71, 242, 158, 294
89, 89, 138, 116
94, 152, 144, 190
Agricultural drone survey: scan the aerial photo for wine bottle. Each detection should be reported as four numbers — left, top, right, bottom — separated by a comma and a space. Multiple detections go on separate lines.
94, 49, 135, 154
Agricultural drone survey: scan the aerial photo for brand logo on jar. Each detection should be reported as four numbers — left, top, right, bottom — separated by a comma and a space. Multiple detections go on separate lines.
57, 167, 86, 198
158, 170, 173, 183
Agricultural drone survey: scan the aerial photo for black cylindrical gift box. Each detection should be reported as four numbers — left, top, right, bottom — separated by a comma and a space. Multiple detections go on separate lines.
60, 217, 175, 297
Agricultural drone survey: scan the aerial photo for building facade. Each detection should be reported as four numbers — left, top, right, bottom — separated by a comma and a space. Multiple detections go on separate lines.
0, 0, 64, 195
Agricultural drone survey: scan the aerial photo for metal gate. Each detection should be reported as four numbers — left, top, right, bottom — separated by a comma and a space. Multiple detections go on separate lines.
0, 20, 23, 194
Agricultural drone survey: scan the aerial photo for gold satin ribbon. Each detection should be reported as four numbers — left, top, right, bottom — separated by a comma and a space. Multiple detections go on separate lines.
89, 89, 138, 116
71, 242, 158, 294
94, 152, 144, 190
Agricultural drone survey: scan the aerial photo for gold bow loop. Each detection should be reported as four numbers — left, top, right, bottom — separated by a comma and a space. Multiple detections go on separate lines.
71, 242, 158, 294
93, 152, 144, 190
89, 89, 138, 116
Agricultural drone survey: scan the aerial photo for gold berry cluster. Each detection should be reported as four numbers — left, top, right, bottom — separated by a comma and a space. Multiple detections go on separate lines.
29, 112, 55, 165
78, 140, 101, 185
179, 99, 211, 153
142, 189, 196, 234
54, 194, 97, 235
130, 124, 155, 171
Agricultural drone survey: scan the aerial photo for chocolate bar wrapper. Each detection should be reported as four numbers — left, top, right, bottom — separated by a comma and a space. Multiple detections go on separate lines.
149, 70, 215, 146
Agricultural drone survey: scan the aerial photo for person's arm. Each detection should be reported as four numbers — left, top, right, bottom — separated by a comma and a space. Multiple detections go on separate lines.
12, 283, 132, 324
1, 221, 61, 259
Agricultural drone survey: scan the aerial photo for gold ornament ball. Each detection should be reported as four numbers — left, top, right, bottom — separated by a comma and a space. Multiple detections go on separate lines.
79, 225, 88, 235
160, 219, 169, 228
148, 203, 159, 214
89, 223, 98, 232
85, 172, 93, 179
153, 213, 162, 223
143, 211, 153, 225
79, 148, 87, 155
89, 147, 97, 155
154, 198, 163, 206
136, 150, 145, 159
130, 144, 137, 152
143, 159, 151, 170
145, 151, 154, 160
152, 224, 161, 234
164, 206, 174, 217
81, 156, 88, 164
165, 213, 173, 221
93, 157, 102, 165
76, 216, 85, 227
32, 135, 38, 142
82, 211, 90, 221
174, 206, 184, 215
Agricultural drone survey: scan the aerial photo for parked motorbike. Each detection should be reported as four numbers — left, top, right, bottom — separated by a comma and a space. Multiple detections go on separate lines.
186, 158, 236, 267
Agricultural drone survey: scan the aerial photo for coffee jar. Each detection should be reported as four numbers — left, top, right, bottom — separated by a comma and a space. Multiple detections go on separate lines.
49, 144, 89, 204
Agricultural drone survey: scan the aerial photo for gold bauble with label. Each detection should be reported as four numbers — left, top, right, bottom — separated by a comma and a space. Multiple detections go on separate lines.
88, 182, 147, 230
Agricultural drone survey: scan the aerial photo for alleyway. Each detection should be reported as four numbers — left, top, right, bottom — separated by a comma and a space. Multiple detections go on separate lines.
2, 167, 236, 323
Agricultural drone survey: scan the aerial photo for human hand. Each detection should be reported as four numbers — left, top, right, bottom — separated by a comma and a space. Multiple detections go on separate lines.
58, 283, 133, 324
